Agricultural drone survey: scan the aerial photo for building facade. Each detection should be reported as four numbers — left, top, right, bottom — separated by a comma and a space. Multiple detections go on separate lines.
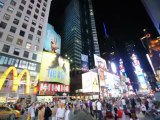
61, 0, 100, 69
0, 0, 52, 99
141, 0, 160, 35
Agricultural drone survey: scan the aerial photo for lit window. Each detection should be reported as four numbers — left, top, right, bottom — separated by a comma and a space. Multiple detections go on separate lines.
2, 44, 10, 53
16, 38, 23, 45
0, 1, 4, 8
28, 34, 33, 40
7, 6, 14, 13
16, 11, 22, 18
21, 0, 26, 5
10, 0, 16, 6
40, 18, 44, 22
32, 20, 36, 26
34, 45, 39, 51
32, 53, 37, 60
3, 14, 10, 21
24, 16, 29, 22
0, 21, 7, 29
26, 42, 31, 49
28, 4, 33, 9
19, 5, 24, 11
39, 24, 43, 29
19, 30, 25, 37
35, 37, 40, 43
13, 48, 20, 56
6, 35, 14, 42
37, 30, 41, 36
13, 18, 19, 25
22, 23, 27, 29
23, 51, 29, 58
30, 27, 35, 33
10, 26, 16, 33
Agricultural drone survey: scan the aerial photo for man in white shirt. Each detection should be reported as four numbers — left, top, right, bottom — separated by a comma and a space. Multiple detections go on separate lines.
92, 100, 97, 118
56, 102, 65, 120
121, 98, 126, 109
28, 102, 36, 120
96, 99, 102, 120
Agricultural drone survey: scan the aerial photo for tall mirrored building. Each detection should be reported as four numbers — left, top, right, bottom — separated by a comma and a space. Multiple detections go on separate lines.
60, 0, 100, 69
141, 0, 160, 35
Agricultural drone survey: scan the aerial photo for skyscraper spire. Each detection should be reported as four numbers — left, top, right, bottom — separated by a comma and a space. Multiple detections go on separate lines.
103, 22, 109, 38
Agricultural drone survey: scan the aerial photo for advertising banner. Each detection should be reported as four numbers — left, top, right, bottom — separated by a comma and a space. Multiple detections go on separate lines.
38, 83, 70, 95
131, 54, 148, 91
94, 54, 107, 86
44, 23, 61, 54
39, 52, 70, 85
82, 71, 99, 93
0, 53, 40, 72
105, 72, 121, 90
81, 54, 89, 72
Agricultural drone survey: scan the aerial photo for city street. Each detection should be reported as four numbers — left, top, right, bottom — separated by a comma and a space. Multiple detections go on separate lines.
17, 112, 153, 120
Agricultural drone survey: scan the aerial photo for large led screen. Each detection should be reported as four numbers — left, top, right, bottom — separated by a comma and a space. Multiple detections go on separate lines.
44, 23, 61, 54
94, 54, 107, 86
82, 71, 99, 93
39, 52, 70, 85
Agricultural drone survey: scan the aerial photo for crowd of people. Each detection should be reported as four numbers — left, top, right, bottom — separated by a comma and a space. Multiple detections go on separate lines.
3, 95, 160, 120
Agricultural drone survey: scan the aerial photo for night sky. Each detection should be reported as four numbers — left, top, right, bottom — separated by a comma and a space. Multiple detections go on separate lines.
48, 0, 159, 75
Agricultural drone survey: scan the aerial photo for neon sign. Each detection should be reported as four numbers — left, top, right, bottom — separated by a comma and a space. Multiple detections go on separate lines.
0, 66, 30, 94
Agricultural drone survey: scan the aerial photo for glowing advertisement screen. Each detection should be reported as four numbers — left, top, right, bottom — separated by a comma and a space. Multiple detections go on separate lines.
38, 83, 70, 95
44, 23, 61, 54
94, 54, 107, 86
39, 52, 70, 85
105, 72, 121, 90
82, 72, 99, 93
131, 54, 148, 91
81, 54, 89, 72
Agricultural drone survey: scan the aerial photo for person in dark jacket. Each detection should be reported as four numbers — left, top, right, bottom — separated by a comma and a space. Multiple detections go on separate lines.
44, 103, 52, 120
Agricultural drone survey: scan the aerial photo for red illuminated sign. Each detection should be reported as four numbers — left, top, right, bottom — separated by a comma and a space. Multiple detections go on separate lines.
38, 83, 70, 95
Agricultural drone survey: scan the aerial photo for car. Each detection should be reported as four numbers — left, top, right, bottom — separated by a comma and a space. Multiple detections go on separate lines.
0, 106, 21, 119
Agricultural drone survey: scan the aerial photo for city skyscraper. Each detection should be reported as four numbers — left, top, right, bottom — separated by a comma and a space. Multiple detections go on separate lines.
0, 0, 52, 97
141, 0, 160, 35
60, 0, 100, 69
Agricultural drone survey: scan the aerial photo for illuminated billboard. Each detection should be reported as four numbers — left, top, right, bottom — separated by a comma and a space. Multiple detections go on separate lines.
44, 23, 61, 54
39, 52, 70, 85
131, 54, 148, 92
105, 72, 121, 90
82, 71, 99, 93
94, 54, 107, 86
81, 54, 89, 72
0, 66, 30, 94
38, 82, 70, 95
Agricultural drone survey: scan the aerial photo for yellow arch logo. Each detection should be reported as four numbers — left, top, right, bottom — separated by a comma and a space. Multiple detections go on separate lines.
0, 66, 30, 94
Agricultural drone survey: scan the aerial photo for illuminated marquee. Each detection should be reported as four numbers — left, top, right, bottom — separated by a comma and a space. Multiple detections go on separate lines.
39, 82, 70, 95
0, 66, 30, 94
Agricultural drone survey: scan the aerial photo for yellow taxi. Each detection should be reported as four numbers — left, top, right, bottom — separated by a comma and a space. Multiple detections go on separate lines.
0, 106, 21, 119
